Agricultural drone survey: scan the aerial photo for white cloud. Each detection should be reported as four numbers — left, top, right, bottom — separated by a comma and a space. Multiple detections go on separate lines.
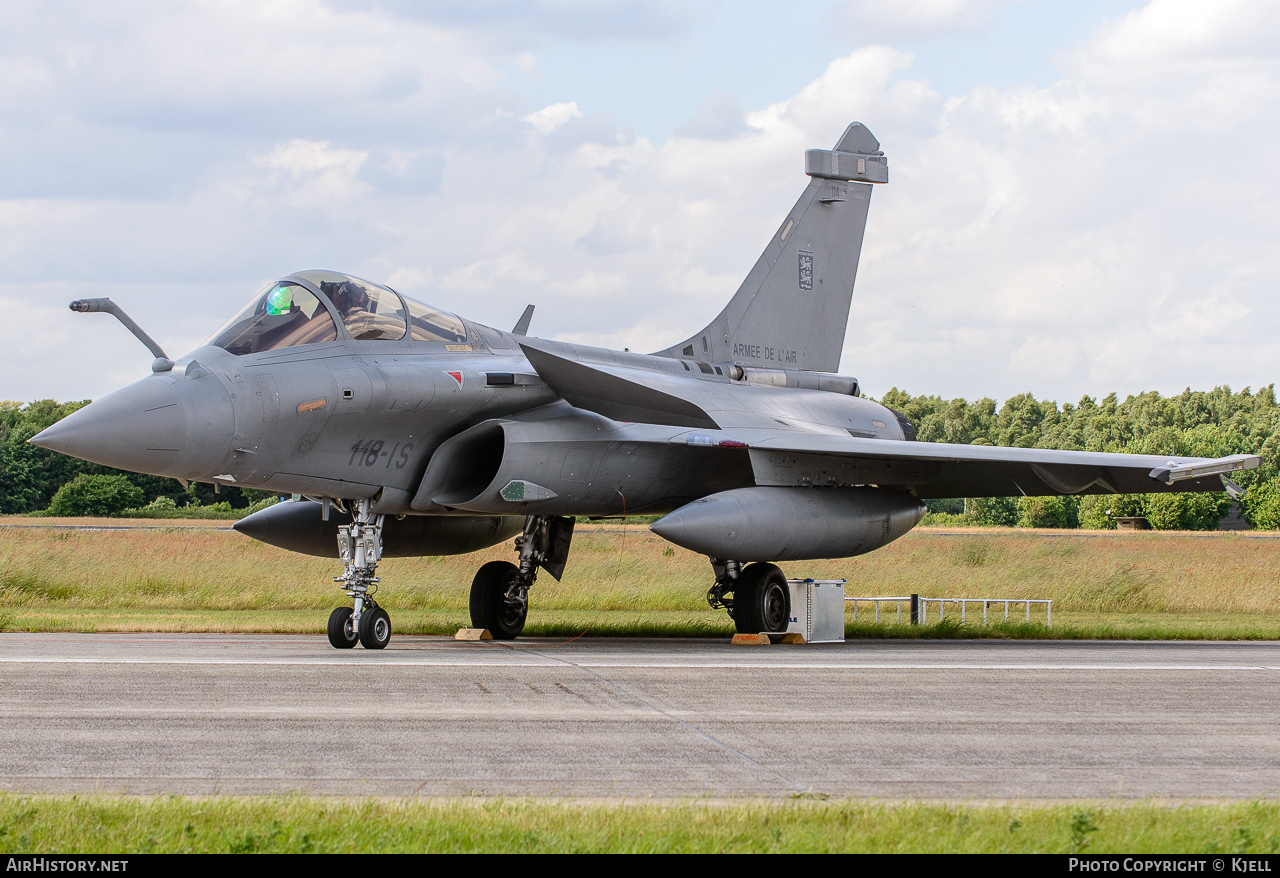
829, 0, 1017, 42
522, 101, 584, 134
326, 0, 694, 44
1073, 0, 1280, 69
254, 140, 369, 203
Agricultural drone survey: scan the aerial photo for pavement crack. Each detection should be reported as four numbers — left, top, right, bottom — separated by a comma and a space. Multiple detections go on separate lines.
555, 682, 583, 698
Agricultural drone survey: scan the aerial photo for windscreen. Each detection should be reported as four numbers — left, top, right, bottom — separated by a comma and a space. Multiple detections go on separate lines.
403, 296, 468, 343
206, 282, 338, 355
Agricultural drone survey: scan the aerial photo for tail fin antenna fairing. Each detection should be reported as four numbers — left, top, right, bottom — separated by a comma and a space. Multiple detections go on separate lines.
655, 122, 886, 374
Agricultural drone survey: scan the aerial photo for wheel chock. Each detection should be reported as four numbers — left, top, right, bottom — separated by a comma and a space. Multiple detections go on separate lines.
455, 628, 493, 641
731, 633, 771, 645
780, 633, 806, 644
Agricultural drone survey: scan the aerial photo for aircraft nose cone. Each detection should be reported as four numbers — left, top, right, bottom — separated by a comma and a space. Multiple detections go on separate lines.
30, 375, 226, 479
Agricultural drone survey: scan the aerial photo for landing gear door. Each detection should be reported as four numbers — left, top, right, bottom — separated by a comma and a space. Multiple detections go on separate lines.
538, 515, 575, 582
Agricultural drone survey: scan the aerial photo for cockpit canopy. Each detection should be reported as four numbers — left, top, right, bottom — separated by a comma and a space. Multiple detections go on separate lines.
206, 270, 469, 356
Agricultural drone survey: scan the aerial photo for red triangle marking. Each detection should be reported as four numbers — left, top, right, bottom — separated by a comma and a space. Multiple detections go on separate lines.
445, 371, 462, 386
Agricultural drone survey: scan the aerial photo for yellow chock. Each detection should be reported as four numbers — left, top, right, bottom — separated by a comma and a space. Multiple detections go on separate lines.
780, 633, 806, 644
455, 628, 493, 641
731, 633, 771, 645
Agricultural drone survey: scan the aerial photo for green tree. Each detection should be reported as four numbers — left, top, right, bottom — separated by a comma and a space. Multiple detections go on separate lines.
1017, 495, 1078, 529
966, 496, 1019, 526
46, 474, 145, 516
1145, 492, 1232, 531
0, 400, 112, 513
1243, 480, 1280, 530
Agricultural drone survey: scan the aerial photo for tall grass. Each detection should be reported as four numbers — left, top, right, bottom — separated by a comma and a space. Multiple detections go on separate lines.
1, 520, 1278, 636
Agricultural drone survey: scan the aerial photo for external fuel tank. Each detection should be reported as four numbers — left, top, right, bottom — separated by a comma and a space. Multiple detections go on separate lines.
649, 486, 925, 561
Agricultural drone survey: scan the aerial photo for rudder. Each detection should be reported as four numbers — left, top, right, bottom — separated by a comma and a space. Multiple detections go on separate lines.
656, 122, 887, 373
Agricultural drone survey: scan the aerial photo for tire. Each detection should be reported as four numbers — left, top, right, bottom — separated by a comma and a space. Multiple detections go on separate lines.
733, 563, 791, 635
358, 606, 391, 650
327, 606, 359, 649
470, 560, 527, 640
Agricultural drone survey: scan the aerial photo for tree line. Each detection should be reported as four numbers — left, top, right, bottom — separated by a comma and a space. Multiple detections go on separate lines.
878, 385, 1280, 529
3, 386, 1279, 526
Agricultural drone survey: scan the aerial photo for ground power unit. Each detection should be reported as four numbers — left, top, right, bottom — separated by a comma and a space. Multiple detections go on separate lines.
786, 579, 846, 643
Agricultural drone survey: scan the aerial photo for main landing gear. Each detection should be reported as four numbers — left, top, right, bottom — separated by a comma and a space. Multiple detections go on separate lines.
706, 558, 791, 635
468, 515, 574, 640
327, 498, 392, 650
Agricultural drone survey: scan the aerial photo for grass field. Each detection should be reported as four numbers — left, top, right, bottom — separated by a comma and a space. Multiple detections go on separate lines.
1, 518, 1278, 638
0, 795, 1277, 853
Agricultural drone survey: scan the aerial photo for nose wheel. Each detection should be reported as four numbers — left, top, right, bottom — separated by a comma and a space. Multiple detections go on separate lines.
327, 606, 358, 649
326, 601, 391, 649
359, 606, 391, 649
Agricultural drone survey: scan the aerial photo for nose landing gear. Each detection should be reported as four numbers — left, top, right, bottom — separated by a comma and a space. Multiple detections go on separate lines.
327, 498, 391, 650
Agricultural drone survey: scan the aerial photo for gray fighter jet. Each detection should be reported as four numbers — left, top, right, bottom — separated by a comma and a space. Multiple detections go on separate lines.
32, 122, 1258, 648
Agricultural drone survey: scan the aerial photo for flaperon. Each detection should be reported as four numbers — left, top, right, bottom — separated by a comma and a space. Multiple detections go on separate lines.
32, 122, 1259, 648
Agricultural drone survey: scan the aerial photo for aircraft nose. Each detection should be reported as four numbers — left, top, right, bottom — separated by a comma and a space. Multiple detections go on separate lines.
31, 373, 233, 479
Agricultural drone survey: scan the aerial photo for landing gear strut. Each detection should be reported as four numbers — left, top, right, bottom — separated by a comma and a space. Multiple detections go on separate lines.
706, 558, 741, 615
327, 498, 391, 650
468, 515, 574, 640
707, 558, 791, 635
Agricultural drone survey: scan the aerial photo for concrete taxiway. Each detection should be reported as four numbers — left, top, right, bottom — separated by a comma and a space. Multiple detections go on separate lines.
1, 634, 1278, 799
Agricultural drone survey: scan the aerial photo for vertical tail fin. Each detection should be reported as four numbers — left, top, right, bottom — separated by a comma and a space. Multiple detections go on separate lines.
656, 122, 886, 373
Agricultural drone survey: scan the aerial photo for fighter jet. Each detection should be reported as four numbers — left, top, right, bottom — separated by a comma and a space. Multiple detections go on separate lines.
32, 122, 1259, 648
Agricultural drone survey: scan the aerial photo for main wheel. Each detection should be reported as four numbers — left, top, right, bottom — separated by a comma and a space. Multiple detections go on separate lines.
733, 563, 791, 635
470, 560, 528, 640
358, 606, 391, 650
327, 606, 359, 649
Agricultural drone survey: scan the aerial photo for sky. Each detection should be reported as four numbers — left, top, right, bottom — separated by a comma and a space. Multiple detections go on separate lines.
2, 0, 1278, 406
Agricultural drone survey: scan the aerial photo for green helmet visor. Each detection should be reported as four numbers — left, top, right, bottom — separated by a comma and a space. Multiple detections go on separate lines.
265, 285, 294, 316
